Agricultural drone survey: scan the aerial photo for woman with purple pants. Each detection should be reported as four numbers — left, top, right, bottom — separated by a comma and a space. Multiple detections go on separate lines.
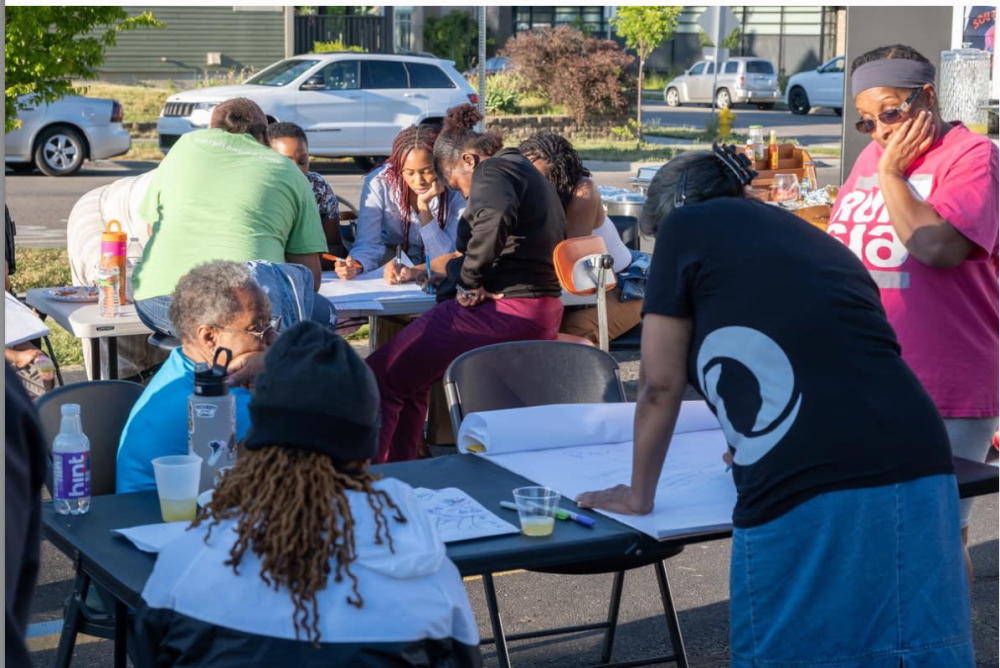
366, 104, 566, 463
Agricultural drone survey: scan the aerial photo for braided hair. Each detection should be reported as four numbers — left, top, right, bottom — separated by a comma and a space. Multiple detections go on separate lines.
193, 446, 406, 645
518, 133, 591, 210
432, 104, 504, 179
382, 125, 449, 242
850, 44, 931, 75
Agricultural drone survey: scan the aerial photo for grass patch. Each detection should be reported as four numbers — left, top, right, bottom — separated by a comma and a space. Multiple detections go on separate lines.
572, 140, 678, 163
9, 247, 85, 366
118, 138, 163, 161
72, 82, 173, 125
345, 323, 370, 342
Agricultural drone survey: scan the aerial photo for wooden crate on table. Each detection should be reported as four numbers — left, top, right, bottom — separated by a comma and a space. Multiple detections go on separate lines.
750, 144, 819, 189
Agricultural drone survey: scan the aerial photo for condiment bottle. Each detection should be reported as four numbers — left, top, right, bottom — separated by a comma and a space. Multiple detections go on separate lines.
768, 130, 779, 170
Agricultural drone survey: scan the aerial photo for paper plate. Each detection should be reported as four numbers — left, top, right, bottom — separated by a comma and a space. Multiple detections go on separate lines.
45, 286, 99, 303
197, 489, 214, 508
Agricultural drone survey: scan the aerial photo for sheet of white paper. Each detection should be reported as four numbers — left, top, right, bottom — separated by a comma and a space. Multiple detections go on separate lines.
413, 487, 520, 543
458, 401, 721, 455
485, 431, 736, 539
5, 292, 49, 346
319, 265, 428, 304
113, 521, 191, 553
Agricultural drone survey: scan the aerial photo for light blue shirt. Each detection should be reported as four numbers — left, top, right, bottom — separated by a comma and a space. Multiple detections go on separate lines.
350, 164, 466, 272
116, 348, 252, 493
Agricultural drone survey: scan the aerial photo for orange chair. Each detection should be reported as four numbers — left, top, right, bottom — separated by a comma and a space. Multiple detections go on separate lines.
553, 235, 616, 351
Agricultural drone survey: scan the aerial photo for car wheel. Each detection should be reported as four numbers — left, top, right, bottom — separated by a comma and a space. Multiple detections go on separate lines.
756, 103, 775, 111
352, 156, 387, 172
34, 126, 86, 176
715, 88, 731, 109
833, 107, 843, 117
664, 88, 681, 107
788, 87, 811, 115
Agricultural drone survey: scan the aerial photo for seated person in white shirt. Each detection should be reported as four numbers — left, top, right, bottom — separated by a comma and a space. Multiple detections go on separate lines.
134, 321, 481, 666
336, 124, 466, 284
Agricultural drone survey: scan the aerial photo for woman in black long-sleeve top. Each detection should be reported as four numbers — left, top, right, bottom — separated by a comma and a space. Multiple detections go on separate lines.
365, 104, 566, 463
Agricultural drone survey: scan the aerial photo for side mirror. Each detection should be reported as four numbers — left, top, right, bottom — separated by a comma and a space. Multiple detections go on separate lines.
300, 76, 325, 91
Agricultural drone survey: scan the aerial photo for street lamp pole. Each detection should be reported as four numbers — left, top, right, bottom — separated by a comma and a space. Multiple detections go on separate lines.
478, 7, 487, 118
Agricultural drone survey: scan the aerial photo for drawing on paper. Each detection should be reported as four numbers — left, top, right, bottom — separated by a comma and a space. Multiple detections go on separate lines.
413, 487, 519, 543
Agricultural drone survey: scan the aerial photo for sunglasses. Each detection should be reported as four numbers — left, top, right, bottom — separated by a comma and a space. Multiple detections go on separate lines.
214, 316, 281, 342
854, 88, 924, 134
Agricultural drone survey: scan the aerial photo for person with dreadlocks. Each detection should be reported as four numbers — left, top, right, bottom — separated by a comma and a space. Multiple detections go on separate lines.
519, 132, 642, 345
365, 104, 566, 463
133, 321, 481, 666
578, 145, 972, 666
340, 124, 466, 284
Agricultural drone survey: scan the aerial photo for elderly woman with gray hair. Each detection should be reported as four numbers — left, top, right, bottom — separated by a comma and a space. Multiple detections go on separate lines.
116, 261, 276, 493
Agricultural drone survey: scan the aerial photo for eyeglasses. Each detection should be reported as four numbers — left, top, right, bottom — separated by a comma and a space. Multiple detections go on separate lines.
213, 316, 281, 342
854, 88, 924, 134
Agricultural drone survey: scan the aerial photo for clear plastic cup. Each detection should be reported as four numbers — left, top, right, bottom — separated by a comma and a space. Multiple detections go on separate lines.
152, 455, 202, 522
512, 486, 560, 537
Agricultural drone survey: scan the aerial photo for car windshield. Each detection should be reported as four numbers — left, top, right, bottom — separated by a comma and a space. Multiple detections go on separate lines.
245, 59, 320, 86
746, 61, 774, 74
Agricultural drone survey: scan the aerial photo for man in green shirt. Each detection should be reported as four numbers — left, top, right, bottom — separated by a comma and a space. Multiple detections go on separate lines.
133, 98, 328, 336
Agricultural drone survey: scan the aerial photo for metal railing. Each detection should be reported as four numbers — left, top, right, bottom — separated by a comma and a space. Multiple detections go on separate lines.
294, 15, 389, 54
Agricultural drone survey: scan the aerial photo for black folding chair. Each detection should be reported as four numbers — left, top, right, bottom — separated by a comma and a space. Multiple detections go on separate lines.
443, 341, 688, 668
36, 380, 145, 668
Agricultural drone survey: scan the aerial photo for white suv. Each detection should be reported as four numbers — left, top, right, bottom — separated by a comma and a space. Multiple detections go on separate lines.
157, 53, 477, 168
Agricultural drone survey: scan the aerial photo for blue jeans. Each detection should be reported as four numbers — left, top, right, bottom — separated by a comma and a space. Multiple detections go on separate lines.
730, 475, 973, 667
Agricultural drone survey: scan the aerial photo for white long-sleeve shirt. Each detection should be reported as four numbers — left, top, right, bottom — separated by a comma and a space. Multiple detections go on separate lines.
350, 164, 466, 272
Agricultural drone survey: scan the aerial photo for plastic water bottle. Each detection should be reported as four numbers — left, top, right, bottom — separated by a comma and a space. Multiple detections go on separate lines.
53, 404, 91, 515
188, 347, 236, 492
125, 237, 143, 304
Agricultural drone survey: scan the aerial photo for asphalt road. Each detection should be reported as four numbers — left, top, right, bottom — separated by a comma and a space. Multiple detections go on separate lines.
642, 101, 845, 146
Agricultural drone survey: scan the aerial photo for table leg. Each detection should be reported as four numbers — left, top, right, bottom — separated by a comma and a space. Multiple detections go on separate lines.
654, 560, 688, 668
481, 573, 512, 668
114, 599, 128, 668
100, 336, 118, 380
89, 338, 102, 381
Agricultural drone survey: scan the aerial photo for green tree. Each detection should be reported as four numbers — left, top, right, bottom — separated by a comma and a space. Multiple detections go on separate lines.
722, 28, 742, 52
423, 11, 478, 73
612, 6, 682, 143
5, 7, 161, 132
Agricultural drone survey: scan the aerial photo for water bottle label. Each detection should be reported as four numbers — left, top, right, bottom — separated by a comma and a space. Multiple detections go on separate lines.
191, 402, 219, 420
54, 452, 90, 499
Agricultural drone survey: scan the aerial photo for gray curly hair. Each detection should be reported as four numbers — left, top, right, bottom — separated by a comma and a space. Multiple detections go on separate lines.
169, 261, 267, 342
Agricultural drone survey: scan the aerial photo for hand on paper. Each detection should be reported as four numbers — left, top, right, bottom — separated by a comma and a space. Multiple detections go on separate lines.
384, 263, 427, 285
226, 351, 267, 389
456, 286, 503, 308
335, 257, 363, 280
878, 109, 936, 178
575, 484, 653, 515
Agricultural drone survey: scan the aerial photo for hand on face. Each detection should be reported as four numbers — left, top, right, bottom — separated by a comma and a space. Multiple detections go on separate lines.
415, 180, 445, 211
878, 109, 936, 178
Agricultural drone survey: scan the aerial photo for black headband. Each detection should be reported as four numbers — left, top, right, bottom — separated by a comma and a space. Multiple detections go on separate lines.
712, 143, 758, 188
851, 59, 936, 97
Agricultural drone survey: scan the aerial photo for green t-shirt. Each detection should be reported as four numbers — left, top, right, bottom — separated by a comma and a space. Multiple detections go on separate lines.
133, 129, 326, 300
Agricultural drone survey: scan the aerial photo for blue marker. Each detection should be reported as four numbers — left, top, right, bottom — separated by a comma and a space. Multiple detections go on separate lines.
499, 500, 595, 528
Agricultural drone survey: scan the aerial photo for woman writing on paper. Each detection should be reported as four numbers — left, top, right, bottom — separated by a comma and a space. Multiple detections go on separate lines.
337, 124, 466, 284
366, 104, 566, 463
831, 44, 998, 576
134, 322, 480, 666
519, 133, 642, 344
577, 146, 972, 666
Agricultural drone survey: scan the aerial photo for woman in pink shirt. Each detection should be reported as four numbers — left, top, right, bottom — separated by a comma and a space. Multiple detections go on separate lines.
831, 44, 999, 576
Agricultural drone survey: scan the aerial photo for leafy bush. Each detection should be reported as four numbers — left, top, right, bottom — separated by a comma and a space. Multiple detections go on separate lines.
313, 40, 366, 53
424, 11, 477, 73
501, 26, 633, 123
484, 71, 521, 114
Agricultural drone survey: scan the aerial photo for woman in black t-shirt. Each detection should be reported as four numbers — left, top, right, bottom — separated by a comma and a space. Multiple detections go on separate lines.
577, 146, 971, 667
365, 105, 566, 463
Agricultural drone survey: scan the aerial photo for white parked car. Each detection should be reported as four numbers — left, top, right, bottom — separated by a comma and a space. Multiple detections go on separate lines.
785, 56, 845, 116
157, 53, 478, 170
5, 95, 131, 176
664, 57, 781, 109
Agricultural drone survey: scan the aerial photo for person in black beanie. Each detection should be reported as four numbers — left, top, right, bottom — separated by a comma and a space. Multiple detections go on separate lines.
132, 321, 481, 667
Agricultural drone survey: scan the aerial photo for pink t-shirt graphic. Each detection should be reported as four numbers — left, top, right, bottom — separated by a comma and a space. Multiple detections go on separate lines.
830, 123, 999, 418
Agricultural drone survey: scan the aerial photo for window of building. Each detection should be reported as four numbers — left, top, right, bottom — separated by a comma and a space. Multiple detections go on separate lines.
514, 6, 607, 35
394, 6, 414, 53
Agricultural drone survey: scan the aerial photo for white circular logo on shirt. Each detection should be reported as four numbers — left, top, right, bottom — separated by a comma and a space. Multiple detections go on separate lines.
696, 326, 802, 466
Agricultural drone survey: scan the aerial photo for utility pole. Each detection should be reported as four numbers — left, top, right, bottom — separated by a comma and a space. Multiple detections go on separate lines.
478, 7, 487, 117
710, 7, 722, 116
